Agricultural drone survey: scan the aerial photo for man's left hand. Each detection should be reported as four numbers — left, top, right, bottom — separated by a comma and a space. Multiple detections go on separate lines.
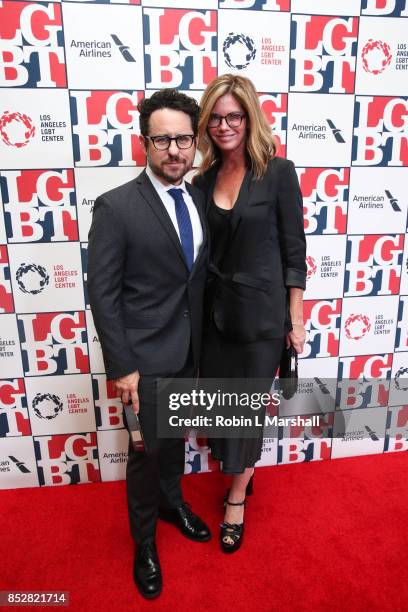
114, 370, 140, 414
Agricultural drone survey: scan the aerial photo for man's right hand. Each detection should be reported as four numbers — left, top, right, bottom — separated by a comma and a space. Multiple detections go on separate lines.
114, 371, 140, 414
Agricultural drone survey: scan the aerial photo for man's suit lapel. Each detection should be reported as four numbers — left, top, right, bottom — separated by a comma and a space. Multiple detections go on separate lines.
186, 182, 206, 240
137, 170, 188, 269
137, 170, 206, 275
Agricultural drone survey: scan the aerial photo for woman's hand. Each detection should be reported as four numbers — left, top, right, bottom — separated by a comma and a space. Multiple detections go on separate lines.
286, 323, 306, 354
287, 287, 305, 353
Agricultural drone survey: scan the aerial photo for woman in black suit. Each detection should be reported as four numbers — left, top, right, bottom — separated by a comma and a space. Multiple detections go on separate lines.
194, 74, 307, 553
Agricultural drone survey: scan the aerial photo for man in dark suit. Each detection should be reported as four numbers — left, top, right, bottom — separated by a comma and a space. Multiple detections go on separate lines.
88, 89, 210, 600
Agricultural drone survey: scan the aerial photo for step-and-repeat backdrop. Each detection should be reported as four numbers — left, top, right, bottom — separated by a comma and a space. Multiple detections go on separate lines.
1, 0, 408, 489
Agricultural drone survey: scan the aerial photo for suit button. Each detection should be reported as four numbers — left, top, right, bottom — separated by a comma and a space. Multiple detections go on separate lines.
183, 310, 189, 318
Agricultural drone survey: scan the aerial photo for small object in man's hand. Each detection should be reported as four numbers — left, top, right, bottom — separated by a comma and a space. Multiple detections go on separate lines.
123, 405, 146, 452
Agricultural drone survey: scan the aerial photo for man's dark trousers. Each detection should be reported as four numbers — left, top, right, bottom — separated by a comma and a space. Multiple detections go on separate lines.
125, 357, 195, 544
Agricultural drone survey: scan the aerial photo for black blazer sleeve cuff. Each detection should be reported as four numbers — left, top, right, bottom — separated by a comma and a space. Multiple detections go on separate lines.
285, 267, 306, 290
105, 362, 138, 381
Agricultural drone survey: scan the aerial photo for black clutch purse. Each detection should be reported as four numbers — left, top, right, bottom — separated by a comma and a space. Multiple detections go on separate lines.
279, 344, 298, 400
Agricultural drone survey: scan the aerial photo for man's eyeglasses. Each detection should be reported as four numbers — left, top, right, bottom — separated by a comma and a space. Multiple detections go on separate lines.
145, 134, 195, 150
207, 112, 246, 129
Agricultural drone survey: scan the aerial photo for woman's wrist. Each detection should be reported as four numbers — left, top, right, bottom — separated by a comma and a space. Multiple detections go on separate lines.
291, 320, 304, 326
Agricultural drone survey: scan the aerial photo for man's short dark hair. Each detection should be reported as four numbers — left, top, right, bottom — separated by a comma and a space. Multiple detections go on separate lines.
138, 89, 200, 137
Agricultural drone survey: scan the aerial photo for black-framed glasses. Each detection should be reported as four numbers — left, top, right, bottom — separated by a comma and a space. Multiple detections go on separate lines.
207, 112, 246, 129
145, 134, 195, 150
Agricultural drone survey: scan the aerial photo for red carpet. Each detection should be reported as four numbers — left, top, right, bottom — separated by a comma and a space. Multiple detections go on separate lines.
1, 452, 408, 612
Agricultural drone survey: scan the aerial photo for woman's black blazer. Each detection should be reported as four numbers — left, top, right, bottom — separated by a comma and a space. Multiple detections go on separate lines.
194, 156, 307, 342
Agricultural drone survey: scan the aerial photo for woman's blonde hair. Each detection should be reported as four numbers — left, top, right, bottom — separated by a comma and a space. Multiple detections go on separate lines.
197, 74, 277, 179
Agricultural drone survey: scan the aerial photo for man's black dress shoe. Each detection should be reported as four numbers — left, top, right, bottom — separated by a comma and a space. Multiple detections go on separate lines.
133, 539, 162, 599
159, 502, 211, 542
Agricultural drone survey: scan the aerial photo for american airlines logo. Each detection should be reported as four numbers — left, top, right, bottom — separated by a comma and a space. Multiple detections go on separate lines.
352, 190, 401, 211
292, 118, 345, 143
326, 119, 345, 143
364, 425, 380, 441
384, 190, 401, 211
110, 35, 136, 63
69, 34, 135, 62
8, 456, 30, 473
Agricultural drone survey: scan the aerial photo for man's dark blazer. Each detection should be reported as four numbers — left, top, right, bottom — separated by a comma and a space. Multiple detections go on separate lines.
194, 156, 306, 342
87, 170, 207, 380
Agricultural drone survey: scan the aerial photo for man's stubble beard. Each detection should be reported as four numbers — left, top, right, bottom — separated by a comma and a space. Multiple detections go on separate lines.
147, 154, 189, 186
